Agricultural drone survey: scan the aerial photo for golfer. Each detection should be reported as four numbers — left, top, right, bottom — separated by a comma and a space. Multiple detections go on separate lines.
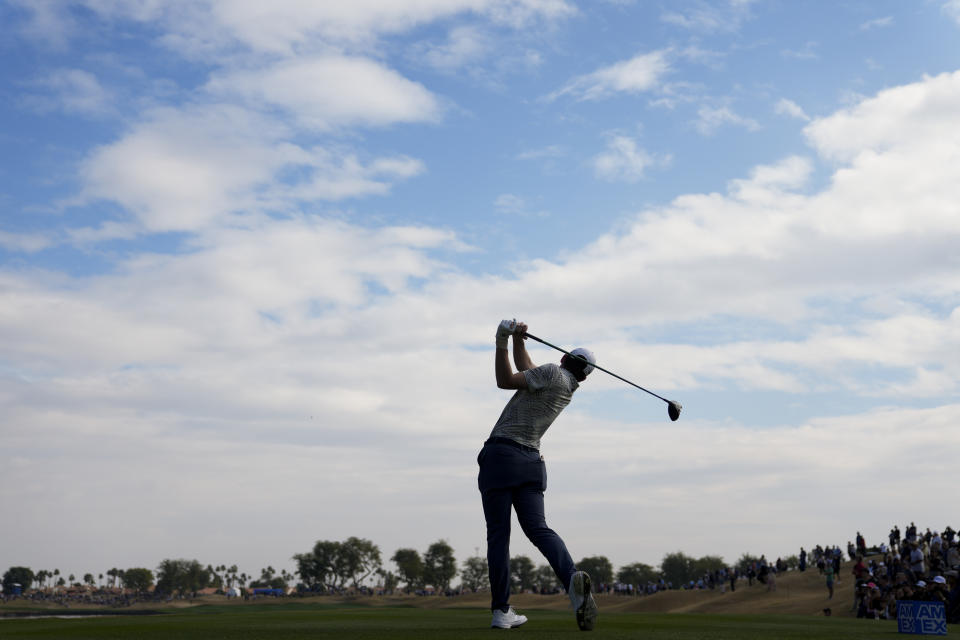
478, 319, 598, 630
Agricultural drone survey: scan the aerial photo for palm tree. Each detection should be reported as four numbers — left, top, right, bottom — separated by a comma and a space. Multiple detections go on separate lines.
260, 566, 276, 584
228, 565, 238, 588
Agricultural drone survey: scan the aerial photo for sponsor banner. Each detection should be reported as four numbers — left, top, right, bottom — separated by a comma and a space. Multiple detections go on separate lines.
897, 600, 947, 635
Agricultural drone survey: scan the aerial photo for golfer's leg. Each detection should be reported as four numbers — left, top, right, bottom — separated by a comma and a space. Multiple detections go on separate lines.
481, 487, 512, 611
513, 484, 576, 587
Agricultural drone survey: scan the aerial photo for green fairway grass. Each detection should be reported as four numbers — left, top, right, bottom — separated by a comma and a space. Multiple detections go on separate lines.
0, 603, 902, 639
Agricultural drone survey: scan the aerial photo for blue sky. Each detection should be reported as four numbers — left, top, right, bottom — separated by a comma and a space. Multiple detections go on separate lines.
3, 0, 960, 585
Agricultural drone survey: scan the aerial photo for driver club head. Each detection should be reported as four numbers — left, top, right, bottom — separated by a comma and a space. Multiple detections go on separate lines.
667, 401, 682, 422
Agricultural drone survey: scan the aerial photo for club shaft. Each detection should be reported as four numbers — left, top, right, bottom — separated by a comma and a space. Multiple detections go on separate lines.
521, 332, 671, 404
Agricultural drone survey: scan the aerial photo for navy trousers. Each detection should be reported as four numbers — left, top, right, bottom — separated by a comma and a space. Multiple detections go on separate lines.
478, 440, 576, 611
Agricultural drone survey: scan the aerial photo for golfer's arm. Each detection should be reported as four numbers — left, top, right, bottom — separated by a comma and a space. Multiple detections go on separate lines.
512, 335, 535, 371
495, 346, 528, 389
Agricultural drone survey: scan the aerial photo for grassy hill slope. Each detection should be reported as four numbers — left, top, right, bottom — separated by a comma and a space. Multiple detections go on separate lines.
409, 560, 855, 617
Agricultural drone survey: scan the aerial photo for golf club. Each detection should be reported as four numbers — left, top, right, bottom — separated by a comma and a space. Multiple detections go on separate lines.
522, 332, 683, 421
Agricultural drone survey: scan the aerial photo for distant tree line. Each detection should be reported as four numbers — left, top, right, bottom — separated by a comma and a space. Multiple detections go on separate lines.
2, 566, 156, 595
1, 562, 289, 597
4, 543, 792, 597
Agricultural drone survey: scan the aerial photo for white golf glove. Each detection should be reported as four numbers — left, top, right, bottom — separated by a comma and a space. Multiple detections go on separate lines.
495, 318, 518, 348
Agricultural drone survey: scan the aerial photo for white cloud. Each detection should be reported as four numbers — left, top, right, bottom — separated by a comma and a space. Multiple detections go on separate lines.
804, 69, 960, 163
774, 98, 810, 121
66, 221, 141, 246
494, 193, 548, 218
25, 68, 114, 117
614, 310, 960, 398
77, 105, 288, 232
728, 155, 812, 196
6, 0, 75, 49
517, 145, 565, 160
289, 151, 425, 202
417, 25, 490, 72
494, 193, 527, 214
648, 80, 705, 110
592, 135, 664, 182
207, 56, 442, 131
781, 41, 819, 60
481, 0, 577, 28
677, 44, 726, 69
77, 104, 425, 233
0, 218, 463, 380
547, 50, 671, 101
860, 16, 893, 30
661, 0, 756, 33
943, 0, 960, 25
0, 230, 54, 252
694, 105, 761, 135
73, 0, 575, 57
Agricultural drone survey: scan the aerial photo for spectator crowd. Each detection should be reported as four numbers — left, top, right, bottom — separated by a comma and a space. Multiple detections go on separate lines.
838, 523, 959, 624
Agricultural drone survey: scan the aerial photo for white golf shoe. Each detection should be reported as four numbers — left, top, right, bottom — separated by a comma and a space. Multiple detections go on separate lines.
490, 607, 528, 629
568, 571, 598, 631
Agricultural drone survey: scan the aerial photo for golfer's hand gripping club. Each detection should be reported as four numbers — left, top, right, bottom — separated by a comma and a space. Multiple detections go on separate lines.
521, 331, 683, 422
495, 318, 518, 348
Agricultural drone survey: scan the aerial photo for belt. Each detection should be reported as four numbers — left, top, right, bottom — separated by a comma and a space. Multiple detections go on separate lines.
484, 436, 539, 453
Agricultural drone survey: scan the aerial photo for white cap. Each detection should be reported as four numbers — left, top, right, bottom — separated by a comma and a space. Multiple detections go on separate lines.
570, 348, 596, 376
